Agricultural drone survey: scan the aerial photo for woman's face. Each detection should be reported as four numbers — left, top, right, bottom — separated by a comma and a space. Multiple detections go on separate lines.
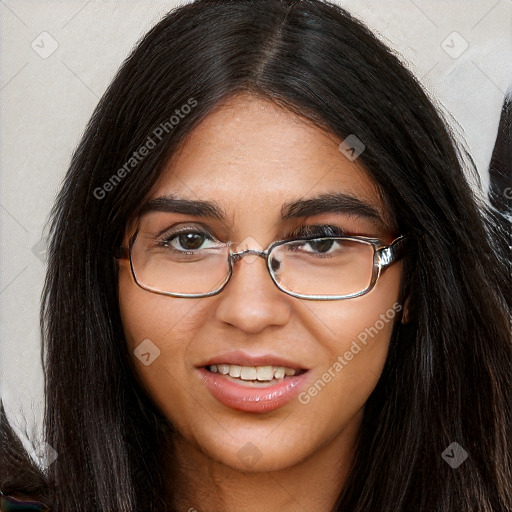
118, 93, 403, 473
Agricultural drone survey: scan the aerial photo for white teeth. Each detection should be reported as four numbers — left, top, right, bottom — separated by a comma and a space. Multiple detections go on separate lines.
208, 364, 299, 381
240, 366, 257, 380
256, 366, 274, 381
217, 364, 230, 375
274, 367, 285, 379
229, 365, 241, 378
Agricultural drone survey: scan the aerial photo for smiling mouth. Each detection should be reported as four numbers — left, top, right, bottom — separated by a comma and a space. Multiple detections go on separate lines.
205, 364, 308, 387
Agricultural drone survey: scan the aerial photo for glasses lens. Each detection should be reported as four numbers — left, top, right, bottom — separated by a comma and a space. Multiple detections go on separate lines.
130, 232, 231, 295
269, 238, 375, 298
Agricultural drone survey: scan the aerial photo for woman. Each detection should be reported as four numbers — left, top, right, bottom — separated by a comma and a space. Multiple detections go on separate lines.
1, 0, 510, 510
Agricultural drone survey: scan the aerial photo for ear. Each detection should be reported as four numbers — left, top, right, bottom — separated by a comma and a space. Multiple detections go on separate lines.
400, 295, 411, 324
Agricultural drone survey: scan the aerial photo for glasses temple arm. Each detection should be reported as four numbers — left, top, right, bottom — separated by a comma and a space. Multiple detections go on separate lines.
377, 235, 407, 269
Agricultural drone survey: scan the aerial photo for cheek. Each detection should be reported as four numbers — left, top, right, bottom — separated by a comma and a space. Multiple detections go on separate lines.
297, 265, 402, 413
118, 263, 208, 345
305, 262, 401, 344
117, 264, 208, 413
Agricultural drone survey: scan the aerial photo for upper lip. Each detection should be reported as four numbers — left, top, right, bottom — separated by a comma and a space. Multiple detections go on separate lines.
200, 350, 309, 370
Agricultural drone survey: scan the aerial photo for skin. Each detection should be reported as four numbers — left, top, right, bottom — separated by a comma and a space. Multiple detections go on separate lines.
117, 93, 404, 512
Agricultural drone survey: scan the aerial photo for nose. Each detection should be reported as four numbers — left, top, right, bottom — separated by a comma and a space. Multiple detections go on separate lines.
213, 252, 291, 334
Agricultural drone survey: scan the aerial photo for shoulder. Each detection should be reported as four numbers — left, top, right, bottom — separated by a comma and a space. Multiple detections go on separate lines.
0, 401, 52, 511
1, 491, 51, 511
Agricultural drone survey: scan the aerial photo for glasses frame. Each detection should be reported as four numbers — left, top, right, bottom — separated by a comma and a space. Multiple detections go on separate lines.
116, 232, 407, 301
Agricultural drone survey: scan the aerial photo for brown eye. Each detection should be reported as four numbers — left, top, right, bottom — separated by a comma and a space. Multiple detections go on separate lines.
307, 239, 335, 253
177, 232, 206, 250
158, 230, 216, 252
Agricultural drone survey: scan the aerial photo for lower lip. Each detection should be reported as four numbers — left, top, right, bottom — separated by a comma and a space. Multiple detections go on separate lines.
198, 368, 309, 413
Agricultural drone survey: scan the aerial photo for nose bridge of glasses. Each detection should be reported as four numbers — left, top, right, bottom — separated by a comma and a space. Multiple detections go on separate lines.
230, 248, 268, 263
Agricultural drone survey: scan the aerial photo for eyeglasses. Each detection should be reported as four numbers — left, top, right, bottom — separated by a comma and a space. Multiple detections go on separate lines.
116, 230, 406, 300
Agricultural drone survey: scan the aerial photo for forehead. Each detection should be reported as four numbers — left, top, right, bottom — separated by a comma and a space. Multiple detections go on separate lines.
147, 93, 392, 231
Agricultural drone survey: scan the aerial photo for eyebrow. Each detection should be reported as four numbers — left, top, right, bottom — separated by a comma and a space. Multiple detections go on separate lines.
138, 195, 226, 219
281, 193, 384, 224
138, 192, 389, 230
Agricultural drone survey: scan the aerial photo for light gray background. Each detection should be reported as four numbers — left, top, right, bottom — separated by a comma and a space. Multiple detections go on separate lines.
1, 0, 511, 467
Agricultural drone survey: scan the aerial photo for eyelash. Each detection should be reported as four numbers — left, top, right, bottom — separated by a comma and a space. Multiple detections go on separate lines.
156, 223, 347, 247
286, 224, 346, 239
